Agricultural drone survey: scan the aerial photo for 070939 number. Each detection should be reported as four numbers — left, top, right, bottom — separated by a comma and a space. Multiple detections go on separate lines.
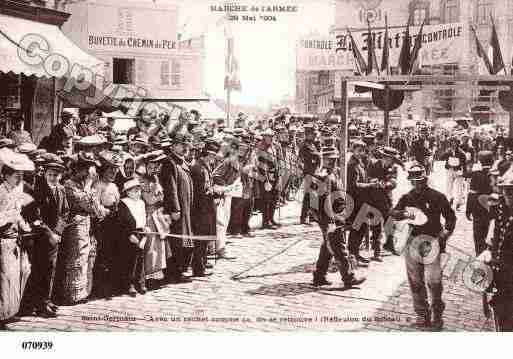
21, 341, 54, 350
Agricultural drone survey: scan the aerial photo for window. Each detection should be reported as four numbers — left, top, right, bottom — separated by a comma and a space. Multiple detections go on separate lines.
409, 1, 430, 25
112, 58, 135, 84
171, 60, 181, 87
442, 0, 459, 23
160, 61, 170, 86
476, 0, 493, 25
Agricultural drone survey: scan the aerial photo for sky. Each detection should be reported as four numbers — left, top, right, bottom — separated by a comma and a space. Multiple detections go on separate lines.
175, 0, 334, 107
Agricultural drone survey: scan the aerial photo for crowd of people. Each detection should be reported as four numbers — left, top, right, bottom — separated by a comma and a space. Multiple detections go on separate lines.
1, 106, 513, 332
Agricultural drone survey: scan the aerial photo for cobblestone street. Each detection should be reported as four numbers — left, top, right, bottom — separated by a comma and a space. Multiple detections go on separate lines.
4, 163, 494, 332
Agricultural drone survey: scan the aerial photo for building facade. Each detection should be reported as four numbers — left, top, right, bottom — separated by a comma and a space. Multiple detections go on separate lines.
296, 0, 513, 125
61, 0, 206, 107
0, 0, 103, 143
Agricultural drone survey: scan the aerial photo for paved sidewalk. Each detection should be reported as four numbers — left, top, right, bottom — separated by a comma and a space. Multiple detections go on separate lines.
4, 163, 493, 332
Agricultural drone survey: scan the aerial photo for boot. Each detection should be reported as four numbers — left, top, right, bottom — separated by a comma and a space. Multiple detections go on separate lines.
312, 276, 332, 287
431, 312, 444, 331
342, 274, 366, 288
128, 284, 137, 297
413, 311, 431, 329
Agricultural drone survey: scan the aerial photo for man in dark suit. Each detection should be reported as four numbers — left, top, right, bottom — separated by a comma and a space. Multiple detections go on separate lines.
466, 151, 494, 256
159, 132, 194, 284
190, 140, 219, 277
22, 154, 69, 318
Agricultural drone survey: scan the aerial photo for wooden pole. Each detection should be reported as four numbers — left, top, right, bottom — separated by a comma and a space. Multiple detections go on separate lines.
384, 85, 390, 146
226, 87, 231, 128
510, 110, 513, 139
338, 79, 349, 189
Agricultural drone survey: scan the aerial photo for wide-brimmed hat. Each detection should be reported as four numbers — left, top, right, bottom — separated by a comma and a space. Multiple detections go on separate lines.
0, 138, 15, 149
143, 150, 166, 163
123, 178, 141, 193
378, 146, 401, 160
407, 164, 428, 181
170, 132, 193, 145
0, 148, 35, 171
98, 150, 123, 168
71, 152, 100, 171
201, 140, 220, 155
41, 153, 66, 172
16, 142, 38, 156
77, 134, 107, 147
130, 135, 150, 147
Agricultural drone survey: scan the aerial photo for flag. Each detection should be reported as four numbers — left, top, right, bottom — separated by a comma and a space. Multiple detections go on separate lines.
224, 37, 241, 91
398, 15, 412, 75
490, 15, 505, 75
471, 26, 493, 74
347, 28, 367, 75
381, 14, 390, 74
409, 18, 425, 74
366, 19, 379, 75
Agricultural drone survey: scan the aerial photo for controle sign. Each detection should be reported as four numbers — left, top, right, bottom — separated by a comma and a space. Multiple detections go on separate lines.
297, 22, 466, 71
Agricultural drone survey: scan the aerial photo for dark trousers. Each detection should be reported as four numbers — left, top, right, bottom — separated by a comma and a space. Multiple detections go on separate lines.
166, 240, 193, 279
348, 222, 369, 256
473, 216, 490, 256
93, 215, 120, 295
22, 232, 58, 310
192, 240, 208, 275
314, 225, 353, 281
126, 242, 145, 288
228, 198, 250, 234
262, 190, 278, 226
241, 198, 253, 234
300, 192, 310, 222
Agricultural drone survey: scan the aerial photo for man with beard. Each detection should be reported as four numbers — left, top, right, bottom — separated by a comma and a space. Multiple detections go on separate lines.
159, 132, 194, 284
391, 164, 456, 330
190, 140, 220, 277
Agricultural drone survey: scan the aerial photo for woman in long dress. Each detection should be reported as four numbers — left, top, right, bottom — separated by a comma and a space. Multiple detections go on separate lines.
54, 155, 106, 305
0, 160, 33, 327
139, 152, 168, 289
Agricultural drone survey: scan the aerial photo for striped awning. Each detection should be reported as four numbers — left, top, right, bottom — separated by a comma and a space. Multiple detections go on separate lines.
0, 13, 103, 78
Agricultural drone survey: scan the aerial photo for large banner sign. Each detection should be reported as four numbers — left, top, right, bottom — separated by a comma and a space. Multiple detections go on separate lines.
297, 23, 466, 71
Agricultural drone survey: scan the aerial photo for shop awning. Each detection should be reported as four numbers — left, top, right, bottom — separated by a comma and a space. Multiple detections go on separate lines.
0, 13, 103, 78
169, 100, 226, 120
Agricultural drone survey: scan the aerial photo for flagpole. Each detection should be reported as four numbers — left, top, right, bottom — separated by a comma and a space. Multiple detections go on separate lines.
227, 82, 231, 128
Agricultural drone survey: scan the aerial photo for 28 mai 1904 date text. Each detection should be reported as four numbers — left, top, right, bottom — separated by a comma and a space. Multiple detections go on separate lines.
21, 341, 54, 350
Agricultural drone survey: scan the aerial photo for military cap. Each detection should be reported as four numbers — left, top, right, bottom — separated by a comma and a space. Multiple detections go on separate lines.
407, 164, 428, 181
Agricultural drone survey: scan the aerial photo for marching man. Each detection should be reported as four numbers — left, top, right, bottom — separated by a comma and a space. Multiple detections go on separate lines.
391, 164, 456, 330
